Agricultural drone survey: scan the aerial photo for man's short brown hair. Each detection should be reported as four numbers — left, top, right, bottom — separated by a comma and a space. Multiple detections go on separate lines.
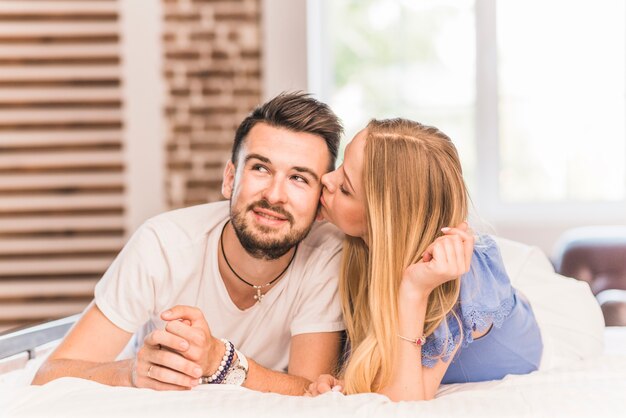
231, 92, 343, 171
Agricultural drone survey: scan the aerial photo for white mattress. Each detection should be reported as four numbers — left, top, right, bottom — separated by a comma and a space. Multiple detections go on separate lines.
2, 238, 624, 417
1, 328, 625, 418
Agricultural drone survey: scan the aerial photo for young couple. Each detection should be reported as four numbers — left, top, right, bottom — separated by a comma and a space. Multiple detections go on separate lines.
33, 92, 542, 401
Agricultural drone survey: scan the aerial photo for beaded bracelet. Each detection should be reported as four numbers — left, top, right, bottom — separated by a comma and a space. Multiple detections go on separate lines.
199, 339, 235, 384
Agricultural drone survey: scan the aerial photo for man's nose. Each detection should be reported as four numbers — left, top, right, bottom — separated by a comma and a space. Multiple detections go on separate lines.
262, 176, 288, 204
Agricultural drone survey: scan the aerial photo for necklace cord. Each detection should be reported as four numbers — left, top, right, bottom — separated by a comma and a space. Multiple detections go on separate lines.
220, 221, 298, 290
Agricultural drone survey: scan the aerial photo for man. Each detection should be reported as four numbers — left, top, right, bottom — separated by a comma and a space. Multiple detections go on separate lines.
33, 92, 345, 395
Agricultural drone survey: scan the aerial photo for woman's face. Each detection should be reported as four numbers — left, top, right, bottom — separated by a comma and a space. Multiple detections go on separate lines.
320, 128, 368, 239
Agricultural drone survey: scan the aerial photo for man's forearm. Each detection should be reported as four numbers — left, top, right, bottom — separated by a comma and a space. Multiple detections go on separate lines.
34, 357, 311, 395
242, 358, 310, 395
32, 358, 134, 387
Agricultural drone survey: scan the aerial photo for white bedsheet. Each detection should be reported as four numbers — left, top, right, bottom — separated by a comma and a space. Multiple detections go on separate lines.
2, 239, 625, 417
2, 347, 626, 418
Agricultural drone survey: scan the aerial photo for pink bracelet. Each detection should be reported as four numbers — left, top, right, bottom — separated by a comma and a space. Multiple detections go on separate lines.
398, 334, 427, 346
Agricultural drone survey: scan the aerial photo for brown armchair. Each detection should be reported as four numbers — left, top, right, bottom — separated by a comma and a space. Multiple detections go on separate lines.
553, 226, 626, 326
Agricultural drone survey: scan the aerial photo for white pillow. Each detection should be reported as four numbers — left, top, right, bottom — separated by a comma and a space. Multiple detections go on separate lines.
493, 236, 605, 370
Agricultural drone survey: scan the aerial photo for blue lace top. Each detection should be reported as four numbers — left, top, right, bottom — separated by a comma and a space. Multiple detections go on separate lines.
421, 235, 543, 384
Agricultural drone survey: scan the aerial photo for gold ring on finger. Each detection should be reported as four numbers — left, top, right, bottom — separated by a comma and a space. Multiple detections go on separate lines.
147, 365, 154, 379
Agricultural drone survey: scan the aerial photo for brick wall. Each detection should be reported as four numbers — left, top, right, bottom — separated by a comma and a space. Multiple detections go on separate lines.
162, 0, 262, 208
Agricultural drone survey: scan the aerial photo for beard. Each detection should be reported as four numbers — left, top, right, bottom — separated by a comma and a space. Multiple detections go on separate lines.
230, 199, 314, 260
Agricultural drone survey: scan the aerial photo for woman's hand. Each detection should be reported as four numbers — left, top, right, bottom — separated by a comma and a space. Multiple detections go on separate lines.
401, 223, 474, 299
306, 374, 344, 396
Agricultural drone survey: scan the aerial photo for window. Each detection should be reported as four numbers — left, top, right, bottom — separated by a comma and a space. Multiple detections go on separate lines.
497, 0, 625, 203
309, 0, 626, 222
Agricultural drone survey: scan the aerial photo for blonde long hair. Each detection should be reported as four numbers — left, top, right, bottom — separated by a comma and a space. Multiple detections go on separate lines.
340, 118, 469, 394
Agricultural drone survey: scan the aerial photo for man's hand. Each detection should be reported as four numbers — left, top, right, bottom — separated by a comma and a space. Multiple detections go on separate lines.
132, 324, 203, 390
160, 305, 225, 378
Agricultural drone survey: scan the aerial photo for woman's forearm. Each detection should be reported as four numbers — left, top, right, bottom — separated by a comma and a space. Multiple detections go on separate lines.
380, 291, 431, 401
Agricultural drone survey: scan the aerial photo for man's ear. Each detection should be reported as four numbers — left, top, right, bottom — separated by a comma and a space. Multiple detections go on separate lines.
221, 161, 236, 199
315, 204, 325, 221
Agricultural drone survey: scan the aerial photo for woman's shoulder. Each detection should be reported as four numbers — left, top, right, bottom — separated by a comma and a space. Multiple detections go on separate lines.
461, 233, 514, 312
422, 234, 517, 367
469, 234, 506, 277
462, 234, 512, 293
455, 234, 516, 342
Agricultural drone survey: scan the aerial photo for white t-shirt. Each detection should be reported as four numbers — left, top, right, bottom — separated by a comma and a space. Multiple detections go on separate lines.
94, 201, 345, 372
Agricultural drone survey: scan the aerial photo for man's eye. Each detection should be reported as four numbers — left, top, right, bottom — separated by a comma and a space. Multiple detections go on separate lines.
291, 175, 308, 184
252, 164, 269, 173
339, 184, 349, 195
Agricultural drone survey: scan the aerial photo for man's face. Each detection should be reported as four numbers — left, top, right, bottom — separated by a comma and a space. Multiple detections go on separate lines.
222, 122, 331, 260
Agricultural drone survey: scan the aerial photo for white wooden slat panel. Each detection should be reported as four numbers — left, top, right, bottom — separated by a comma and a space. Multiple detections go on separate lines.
0, 237, 124, 255
0, 109, 121, 124
0, 215, 124, 233
0, 130, 122, 147
0, 0, 123, 326
0, 151, 123, 169
0, 2, 118, 14
0, 22, 119, 36
0, 88, 121, 102
0, 194, 125, 212
0, 278, 97, 298
0, 45, 119, 59
0, 173, 124, 190
0, 66, 119, 81
0, 302, 90, 321
0, 257, 113, 276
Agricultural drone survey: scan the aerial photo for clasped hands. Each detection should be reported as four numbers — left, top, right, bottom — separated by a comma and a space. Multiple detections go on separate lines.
130, 306, 222, 390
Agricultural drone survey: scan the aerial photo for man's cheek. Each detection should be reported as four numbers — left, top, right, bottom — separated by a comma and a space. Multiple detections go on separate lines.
302, 198, 323, 221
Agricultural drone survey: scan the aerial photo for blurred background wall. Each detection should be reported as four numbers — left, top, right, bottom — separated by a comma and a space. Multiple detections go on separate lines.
163, 0, 262, 208
0, 0, 128, 331
0, 0, 264, 331
0, 0, 625, 331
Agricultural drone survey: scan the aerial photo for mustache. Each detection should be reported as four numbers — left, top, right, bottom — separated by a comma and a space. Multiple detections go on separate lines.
247, 200, 294, 225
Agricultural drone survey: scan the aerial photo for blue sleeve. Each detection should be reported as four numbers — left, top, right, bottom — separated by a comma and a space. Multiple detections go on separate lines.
421, 235, 515, 367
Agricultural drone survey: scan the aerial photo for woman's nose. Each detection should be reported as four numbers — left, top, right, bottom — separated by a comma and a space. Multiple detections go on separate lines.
321, 171, 336, 193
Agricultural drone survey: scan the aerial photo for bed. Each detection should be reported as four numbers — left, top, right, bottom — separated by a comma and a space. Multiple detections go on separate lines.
1, 237, 625, 418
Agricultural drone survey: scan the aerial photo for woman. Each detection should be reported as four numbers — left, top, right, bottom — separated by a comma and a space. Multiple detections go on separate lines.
311, 118, 543, 401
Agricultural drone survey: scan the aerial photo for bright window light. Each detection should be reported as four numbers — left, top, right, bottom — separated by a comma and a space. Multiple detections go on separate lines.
498, 0, 626, 202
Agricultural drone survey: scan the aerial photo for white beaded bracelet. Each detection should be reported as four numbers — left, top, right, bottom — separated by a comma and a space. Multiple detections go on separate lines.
199, 338, 234, 384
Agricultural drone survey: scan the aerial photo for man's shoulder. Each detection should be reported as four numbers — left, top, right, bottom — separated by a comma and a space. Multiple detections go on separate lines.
300, 221, 344, 253
142, 200, 229, 244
